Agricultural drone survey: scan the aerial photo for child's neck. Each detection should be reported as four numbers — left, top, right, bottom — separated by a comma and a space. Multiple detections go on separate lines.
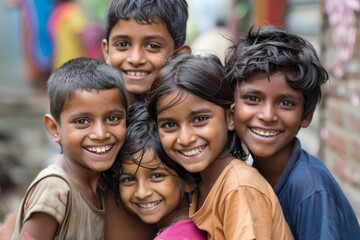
198, 154, 234, 207
127, 93, 145, 105
156, 200, 189, 231
253, 160, 282, 187
251, 140, 294, 188
54, 154, 103, 208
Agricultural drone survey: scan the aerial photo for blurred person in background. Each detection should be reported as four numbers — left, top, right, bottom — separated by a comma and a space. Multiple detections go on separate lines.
47, 0, 87, 71
5, 0, 54, 94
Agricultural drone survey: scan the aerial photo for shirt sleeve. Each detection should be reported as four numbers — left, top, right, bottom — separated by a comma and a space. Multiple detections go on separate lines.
222, 187, 275, 240
22, 176, 70, 224
295, 191, 341, 239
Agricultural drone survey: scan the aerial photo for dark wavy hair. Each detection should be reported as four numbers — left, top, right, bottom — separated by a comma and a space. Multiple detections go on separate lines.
225, 26, 329, 118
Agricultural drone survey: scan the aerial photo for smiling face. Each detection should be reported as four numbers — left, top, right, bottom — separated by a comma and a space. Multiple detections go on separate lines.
232, 71, 313, 164
119, 149, 183, 229
156, 91, 234, 174
102, 19, 175, 103
45, 89, 126, 174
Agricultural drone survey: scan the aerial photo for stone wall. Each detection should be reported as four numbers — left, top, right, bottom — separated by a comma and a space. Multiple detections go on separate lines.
321, 1, 360, 217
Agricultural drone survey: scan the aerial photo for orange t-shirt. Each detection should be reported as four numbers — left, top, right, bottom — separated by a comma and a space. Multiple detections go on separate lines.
190, 159, 294, 240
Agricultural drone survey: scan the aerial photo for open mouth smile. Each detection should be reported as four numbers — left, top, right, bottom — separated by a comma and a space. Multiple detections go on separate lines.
85, 145, 113, 154
126, 71, 148, 77
250, 128, 282, 138
137, 200, 161, 209
180, 146, 205, 157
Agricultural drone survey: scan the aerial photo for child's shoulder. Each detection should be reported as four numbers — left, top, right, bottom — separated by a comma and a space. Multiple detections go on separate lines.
26, 165, 72, 203
290, 149, 333, 183
31, 165, 72, 187
286, 149, 341, 195
19, 165, 71, 225
222, 159, 274, 192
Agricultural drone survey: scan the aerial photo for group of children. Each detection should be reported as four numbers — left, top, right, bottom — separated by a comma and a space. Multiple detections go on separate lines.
2, 0, 359, 239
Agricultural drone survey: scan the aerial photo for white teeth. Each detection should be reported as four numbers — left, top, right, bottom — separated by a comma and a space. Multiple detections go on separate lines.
138, 201, 161, 209
251, 128, 281, 138
181, 147, 205, 156
87, 145, 111, 153
127, 71, 147, 76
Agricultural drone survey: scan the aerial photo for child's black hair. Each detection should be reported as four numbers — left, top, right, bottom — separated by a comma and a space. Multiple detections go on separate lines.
47, 57, 127, 122
105, 102, 198, 205
225, 26, 329, 118
146, 53, 247, 160
104, 0, 188, 50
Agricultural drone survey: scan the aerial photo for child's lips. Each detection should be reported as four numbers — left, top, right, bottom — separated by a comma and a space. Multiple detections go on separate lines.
85, 144, 113, 154
179, 145, 206, 157
137, 200, 162, 209
250, 127, 282, 138
125, 70, 149, 77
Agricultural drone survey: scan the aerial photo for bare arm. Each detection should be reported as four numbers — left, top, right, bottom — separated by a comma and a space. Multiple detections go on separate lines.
20, 212, 58, 240
0, 209, 18, 240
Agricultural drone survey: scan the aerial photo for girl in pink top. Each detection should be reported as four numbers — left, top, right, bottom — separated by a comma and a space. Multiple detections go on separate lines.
105, 103, 206, 240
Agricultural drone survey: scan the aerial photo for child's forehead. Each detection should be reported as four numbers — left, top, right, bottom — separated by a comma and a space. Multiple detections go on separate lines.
122, 150, 177, 174
64, 89, 125, 107
242, 70, 288, 84
111, 18, 174, 42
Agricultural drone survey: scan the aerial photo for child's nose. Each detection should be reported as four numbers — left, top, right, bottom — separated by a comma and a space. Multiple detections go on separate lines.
258, 104, 278, 122
127, 47, 146, 66
90, 122, 110, 140
134, 180, 152, 199
176, 126, 196, 146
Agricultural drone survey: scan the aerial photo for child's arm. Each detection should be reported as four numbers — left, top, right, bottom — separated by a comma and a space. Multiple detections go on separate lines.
19, 212, 57, 240
0, 209, 18, 240
13, 173, 70, 239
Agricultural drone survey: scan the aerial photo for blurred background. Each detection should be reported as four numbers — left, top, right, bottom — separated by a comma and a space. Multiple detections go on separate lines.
0, 0, 359, 222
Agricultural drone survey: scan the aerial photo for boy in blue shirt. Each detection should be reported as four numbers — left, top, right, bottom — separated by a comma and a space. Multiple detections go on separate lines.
225, 26, 360, 239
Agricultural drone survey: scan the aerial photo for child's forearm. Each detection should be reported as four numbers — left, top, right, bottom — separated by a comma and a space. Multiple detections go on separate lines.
0, 209, 18, 239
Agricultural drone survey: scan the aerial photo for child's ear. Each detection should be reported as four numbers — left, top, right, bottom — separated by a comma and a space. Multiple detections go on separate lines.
227, 104, 235, 131
44, 114, 61, 143
300, 111, 314, 128
101, 39, 110, 64
171, 45, 192, 58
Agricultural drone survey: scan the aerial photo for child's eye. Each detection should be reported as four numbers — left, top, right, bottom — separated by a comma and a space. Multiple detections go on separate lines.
279, 100, 295, 108
106, 115, 124, 125
150, 173, 165, 181
243, 95, 260, 104
120, 176, 135, 185
160, 122, 178, 129
194, 116, 208, 124
107, 115, 119, 121
115, 41, 130, 49
146, 42, 161, 50
244, 96, 260, 102
74, 118, 90, 126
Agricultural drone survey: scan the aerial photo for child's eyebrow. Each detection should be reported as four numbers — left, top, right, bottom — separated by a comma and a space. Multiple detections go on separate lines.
143, 35, 168, 41
157, 116, 174, 123
111, 34, 167, 42
68, 112, 91, 118
157, 108, 212, 123
190, 108, 212, 115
